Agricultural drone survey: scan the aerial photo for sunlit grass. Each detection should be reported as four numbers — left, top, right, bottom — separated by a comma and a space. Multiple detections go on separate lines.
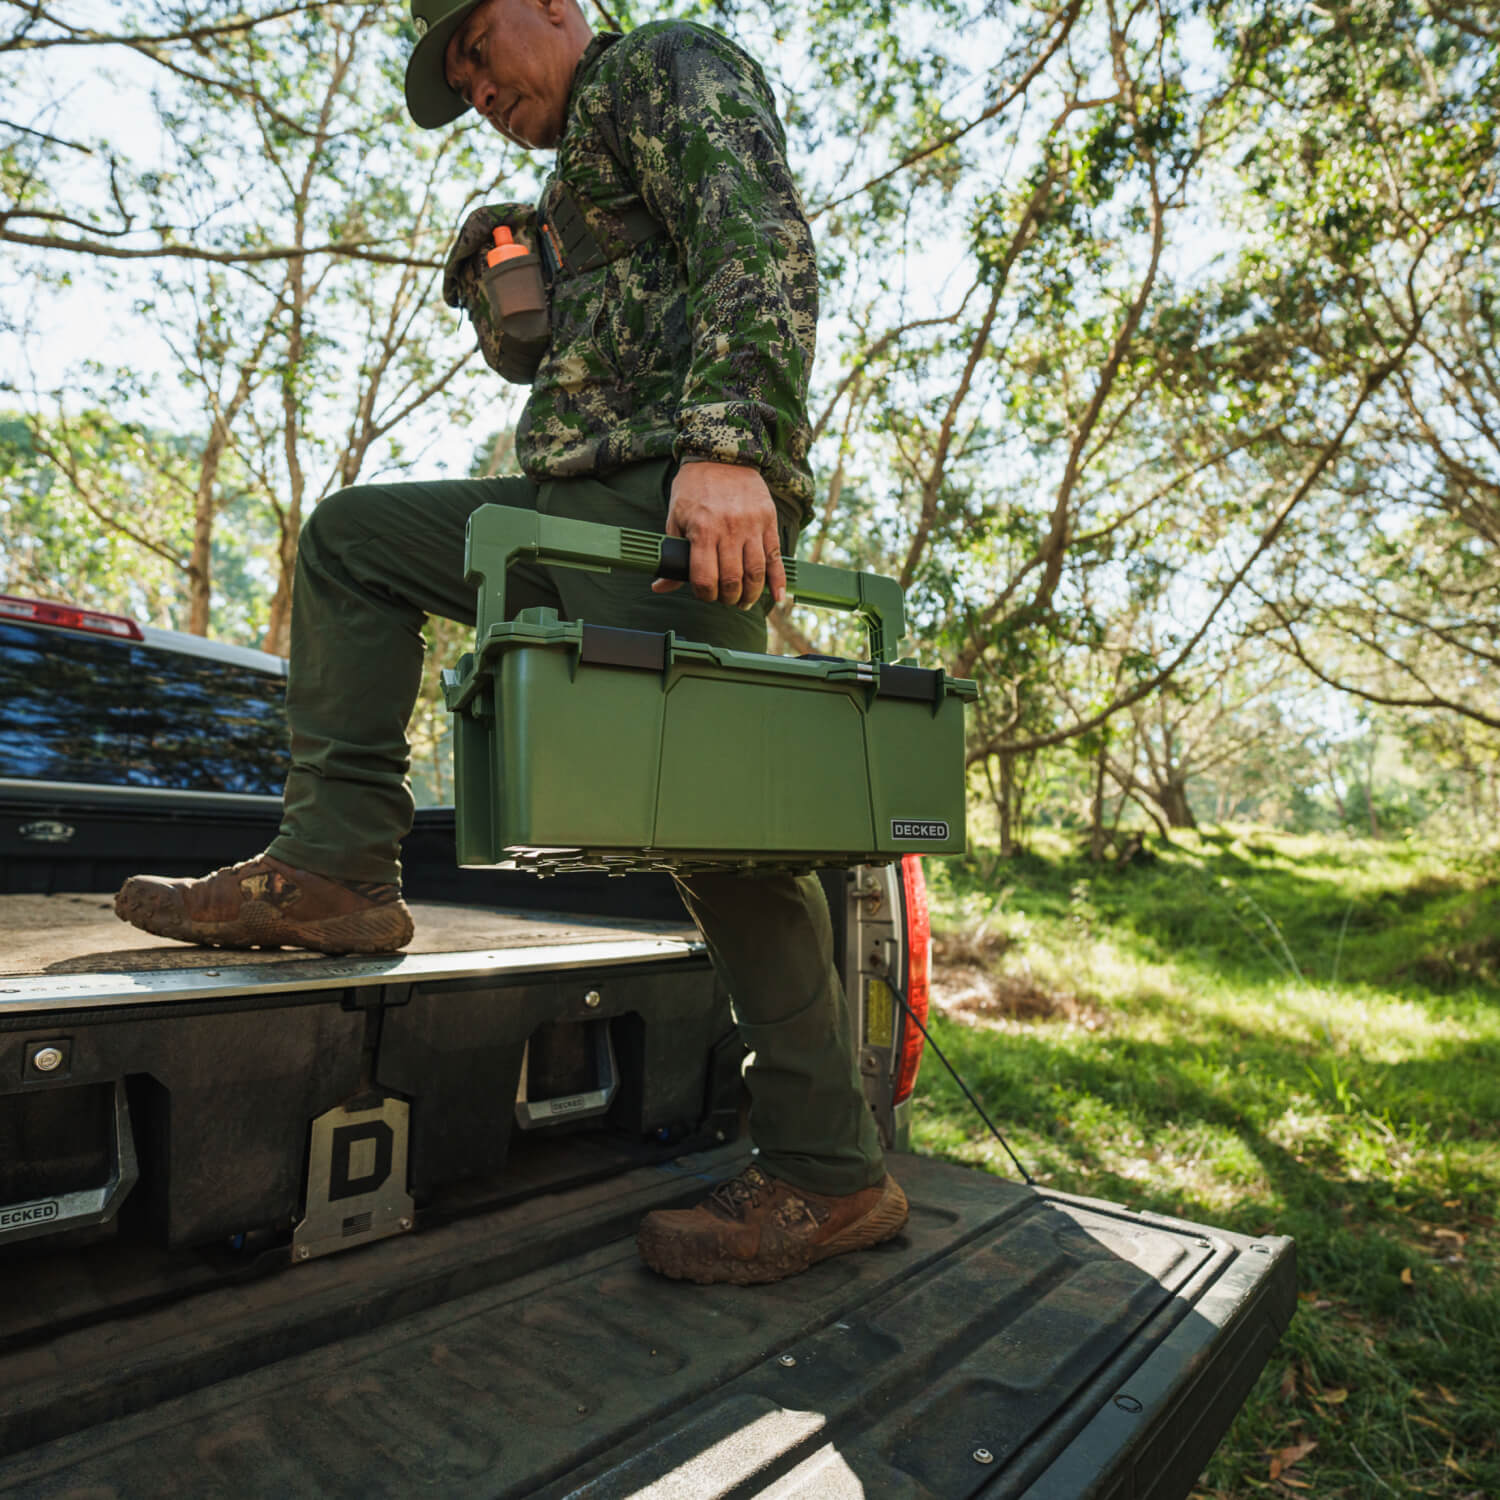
913, 827, 1500, 1498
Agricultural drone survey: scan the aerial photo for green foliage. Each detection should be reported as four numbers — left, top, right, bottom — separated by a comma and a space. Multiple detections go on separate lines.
1, 406, 213, 626
1, 1, 528, 651
2, 1, 1497, 826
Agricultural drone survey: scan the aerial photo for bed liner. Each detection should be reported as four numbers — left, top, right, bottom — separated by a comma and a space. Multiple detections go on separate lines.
0, 1150, 1294, 1500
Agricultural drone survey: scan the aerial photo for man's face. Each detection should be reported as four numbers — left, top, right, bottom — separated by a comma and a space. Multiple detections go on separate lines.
443, 0, 582, 151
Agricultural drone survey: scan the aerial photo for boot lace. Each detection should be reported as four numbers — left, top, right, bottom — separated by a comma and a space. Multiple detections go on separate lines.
708, 1166, 776, 1221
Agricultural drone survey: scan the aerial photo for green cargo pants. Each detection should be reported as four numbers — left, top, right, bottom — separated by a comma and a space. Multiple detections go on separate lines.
265, 459, 886, 1198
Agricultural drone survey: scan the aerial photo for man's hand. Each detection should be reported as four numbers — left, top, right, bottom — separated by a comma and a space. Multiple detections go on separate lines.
653, 461, 787, 610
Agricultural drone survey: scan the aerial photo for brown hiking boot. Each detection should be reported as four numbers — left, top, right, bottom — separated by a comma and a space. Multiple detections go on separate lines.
114, 854, 414, 955
636, 1163, 908, 1285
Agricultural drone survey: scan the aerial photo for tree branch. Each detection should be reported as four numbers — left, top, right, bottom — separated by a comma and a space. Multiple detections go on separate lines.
0, 1, 371, 52
808, 0, 1085, 220
0, 225, 443, 268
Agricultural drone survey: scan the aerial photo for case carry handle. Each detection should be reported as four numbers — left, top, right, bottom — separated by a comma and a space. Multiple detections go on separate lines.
0, 1081, 138, 1248
464, 509, 907, 665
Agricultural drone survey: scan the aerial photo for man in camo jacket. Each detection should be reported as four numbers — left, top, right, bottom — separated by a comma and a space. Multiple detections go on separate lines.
455, 22, 818, 509
114, 0, 908, 1285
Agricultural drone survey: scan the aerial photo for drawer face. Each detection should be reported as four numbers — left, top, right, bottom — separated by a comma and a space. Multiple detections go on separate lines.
0, 997, 365, 1247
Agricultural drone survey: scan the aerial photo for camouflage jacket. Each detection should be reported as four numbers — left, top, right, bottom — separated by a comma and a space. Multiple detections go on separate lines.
518, 23, 818, 522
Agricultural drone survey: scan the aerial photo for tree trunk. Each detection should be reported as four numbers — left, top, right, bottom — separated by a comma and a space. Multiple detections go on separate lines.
1157, 778, 1198, 829
185, 407, 237, 636
1326, 764, 1348, 822
263, 508, 301, 657
186, 498, 213, 636
998, 750, 1015, 858
1088, 744, 1108, 862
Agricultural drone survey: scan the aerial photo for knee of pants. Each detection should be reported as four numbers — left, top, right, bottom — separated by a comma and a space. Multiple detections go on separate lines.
298, 484, 384, 566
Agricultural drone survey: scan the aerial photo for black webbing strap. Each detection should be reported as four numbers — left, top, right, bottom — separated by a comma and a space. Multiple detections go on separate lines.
579, 623, 668, 671
877, 663, 946, 704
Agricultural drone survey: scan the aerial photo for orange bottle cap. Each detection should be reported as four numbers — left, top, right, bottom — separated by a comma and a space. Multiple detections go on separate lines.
486, 226, 528, 266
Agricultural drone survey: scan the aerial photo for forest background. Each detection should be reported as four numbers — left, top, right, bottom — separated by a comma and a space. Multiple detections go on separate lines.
3, 0, 1496, 846
3, 5, 1498, 1495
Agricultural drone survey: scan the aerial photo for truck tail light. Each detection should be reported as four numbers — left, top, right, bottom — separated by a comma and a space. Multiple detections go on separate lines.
893, 855, 931, 1105
0, 595, 143, 641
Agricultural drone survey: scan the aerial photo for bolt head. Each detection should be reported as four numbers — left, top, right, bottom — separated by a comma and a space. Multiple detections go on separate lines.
31, 1046, 64, 1073
400, 1216, 413, 1231
777, 1353, 797, 1367
972, 1448, 994, 1465
584, 989, 602, 1008
295, 1245, 310, 1261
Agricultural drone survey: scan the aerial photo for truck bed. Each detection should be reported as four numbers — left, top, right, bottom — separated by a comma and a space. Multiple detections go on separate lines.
0, 1148, 1294, 1499
0, 886, 727, 1268
0, 892, 702, 1025
0, 892, 698, 978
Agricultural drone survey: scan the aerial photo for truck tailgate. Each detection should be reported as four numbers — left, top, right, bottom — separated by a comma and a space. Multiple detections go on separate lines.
0, 1150, 1294, 1500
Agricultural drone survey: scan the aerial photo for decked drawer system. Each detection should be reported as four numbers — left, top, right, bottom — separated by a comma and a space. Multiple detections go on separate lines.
0, 900, 726, 1258
0, 887, 1294, 1498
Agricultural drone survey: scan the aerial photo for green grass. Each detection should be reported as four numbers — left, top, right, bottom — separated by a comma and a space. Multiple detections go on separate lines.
911, 827, 1500, 1499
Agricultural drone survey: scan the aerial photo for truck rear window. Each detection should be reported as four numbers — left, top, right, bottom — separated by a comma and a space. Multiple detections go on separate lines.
0, 621, 288, 795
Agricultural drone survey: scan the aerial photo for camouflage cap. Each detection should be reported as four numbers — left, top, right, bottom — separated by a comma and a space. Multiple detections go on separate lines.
405, 0, 483, 129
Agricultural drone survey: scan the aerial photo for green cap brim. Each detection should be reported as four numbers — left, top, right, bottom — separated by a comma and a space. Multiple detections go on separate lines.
404, 5, 480, 130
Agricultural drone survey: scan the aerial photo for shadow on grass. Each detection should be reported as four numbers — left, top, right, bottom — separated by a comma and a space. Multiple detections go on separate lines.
1089, 986, 1500, 1121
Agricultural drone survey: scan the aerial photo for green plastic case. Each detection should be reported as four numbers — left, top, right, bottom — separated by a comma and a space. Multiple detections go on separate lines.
442, 509, 978, 874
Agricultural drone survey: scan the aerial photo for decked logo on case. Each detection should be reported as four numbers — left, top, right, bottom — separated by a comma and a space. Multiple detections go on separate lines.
892, 820, 950, 841
19, 820, 75, 844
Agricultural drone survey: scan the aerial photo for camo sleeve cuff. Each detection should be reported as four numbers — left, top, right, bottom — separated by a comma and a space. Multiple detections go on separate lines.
674, 404, 775, 468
